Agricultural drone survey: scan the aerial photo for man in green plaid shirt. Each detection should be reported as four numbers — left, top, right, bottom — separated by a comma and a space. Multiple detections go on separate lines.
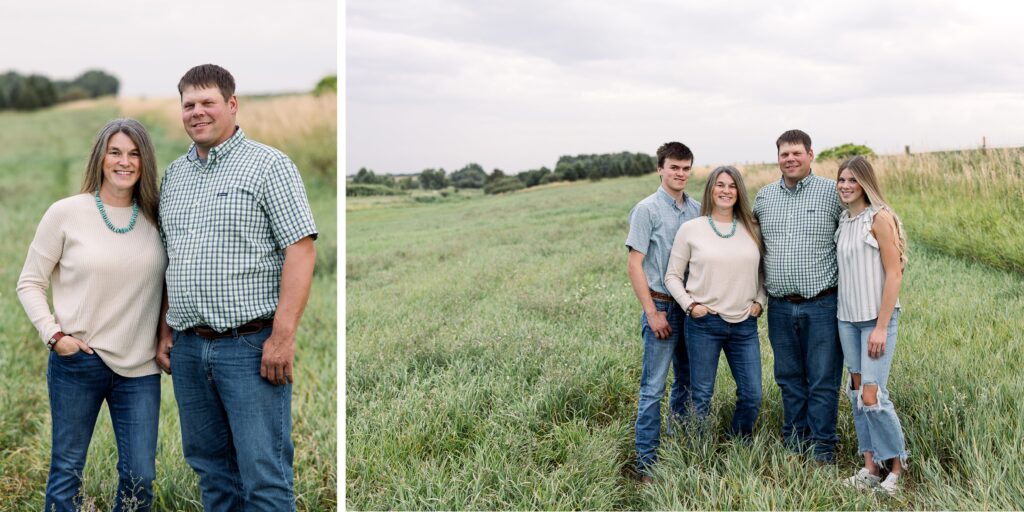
156, 64, 317, 511
753, 129, 844, 463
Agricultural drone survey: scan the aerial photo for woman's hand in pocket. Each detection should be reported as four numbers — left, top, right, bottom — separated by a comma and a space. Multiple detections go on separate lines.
691, 305, 713, 318
53, 336, 93, 357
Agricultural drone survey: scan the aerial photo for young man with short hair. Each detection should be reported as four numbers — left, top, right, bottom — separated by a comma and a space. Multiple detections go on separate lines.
625, 142, 701, 482
753, 129, 844, 463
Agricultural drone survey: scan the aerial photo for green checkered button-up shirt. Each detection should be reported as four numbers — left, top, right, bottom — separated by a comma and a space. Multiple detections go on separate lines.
753, 171, 842, 299
160, 127, 318, 332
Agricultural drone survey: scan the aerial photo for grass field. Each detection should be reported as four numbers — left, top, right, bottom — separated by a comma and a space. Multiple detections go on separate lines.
346, 153, 1024, 509
0, 95, 336, 510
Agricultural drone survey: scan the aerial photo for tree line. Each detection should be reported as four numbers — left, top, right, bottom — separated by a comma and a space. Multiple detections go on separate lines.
0, 70, 119, 111
348, 151, 657, 196
347, 144, 883, 198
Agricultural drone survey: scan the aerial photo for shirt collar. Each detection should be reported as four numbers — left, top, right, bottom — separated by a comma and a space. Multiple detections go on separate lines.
185, 126, 246, 165
656, 186, 690, 209
777, 169, 816, 192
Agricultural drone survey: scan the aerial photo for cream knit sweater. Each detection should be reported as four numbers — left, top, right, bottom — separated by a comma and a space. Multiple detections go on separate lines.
665, 216, 767, 323
17, 193, 167, 377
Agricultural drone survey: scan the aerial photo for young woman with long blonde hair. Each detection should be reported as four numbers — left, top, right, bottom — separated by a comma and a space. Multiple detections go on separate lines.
835, 155, 909, 495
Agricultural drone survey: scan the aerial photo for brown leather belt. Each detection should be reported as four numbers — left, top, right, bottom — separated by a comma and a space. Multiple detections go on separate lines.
650, 290, 675, 303
777, 287, 837, 304
191, 317, 274, 340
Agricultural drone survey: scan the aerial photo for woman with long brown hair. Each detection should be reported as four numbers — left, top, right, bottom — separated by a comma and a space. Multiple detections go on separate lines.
835, 155, 908, 495
17, 118, 166, 511
665, 165, 766, 437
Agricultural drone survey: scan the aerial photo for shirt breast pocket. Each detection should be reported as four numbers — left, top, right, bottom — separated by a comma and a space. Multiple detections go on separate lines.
806, 209, 836, 238
208, 184, 260, 236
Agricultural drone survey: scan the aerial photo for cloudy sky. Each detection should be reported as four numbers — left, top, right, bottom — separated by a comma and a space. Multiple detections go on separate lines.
4, 0, 336, 97
347, 0, 1024, 174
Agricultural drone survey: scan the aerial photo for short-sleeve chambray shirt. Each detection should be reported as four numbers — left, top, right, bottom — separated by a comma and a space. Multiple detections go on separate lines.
625, 186, 701, 295
753, 171, 842, 298
160, 127, 318, 332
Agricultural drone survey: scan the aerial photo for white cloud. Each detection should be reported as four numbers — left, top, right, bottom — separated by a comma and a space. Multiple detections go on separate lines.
347, 0, 1024, 173
3, 0, 336, 96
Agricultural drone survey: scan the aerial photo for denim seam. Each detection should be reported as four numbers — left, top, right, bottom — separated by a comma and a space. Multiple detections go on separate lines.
279, 387, 295, 502
119, 390, 134, 507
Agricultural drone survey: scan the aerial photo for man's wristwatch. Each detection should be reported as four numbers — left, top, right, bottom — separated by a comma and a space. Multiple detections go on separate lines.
47, 331, 66, 351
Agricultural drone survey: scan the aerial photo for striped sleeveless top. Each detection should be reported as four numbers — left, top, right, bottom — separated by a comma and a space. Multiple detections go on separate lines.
836, 206, 901, 322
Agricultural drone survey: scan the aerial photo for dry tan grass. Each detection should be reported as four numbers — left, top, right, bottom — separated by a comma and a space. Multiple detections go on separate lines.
880, 148, 1024, 195
720, 148, 1023, 195
54, 97, 119, 112
238, 94, 337, 149
693, 161, 839, 190
116, 93, 338, 146
117, 97, 180, 132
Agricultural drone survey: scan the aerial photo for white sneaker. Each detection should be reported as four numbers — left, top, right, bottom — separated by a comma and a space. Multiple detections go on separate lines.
843, 468, 881, 490
878, 473, 900, 495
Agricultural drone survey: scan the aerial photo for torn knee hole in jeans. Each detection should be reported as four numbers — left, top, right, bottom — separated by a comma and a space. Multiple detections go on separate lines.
857, 383, 881, 411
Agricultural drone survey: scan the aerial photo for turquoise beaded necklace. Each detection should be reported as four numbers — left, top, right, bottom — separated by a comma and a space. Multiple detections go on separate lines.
707, 215, 737, 238
94, 188, 139, 234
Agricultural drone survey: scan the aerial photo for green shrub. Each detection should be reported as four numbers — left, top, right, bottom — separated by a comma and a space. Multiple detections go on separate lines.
346, 183, 406, 197
314, 75, 337, 96
413, 190, 468, 204
57, 85, 91, 102
483, 176, 526, 194
451, 163, 487, 189
817, 143, 875, 161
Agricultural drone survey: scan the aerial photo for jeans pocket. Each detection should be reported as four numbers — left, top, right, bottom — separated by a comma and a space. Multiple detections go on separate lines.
693, 312, 713, 323
238, 335, 265, 352
687, 314, 711, 335
55, 348, 82, 360
238, 328, 272, 352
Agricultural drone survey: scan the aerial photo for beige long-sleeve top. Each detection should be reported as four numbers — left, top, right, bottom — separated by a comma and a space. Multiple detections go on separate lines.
665, 216, 767, 323
16, 193, 167, 377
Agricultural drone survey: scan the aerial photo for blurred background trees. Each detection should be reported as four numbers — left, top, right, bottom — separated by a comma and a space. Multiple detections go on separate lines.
346, 151, 659, 197
0, 69, 119, 111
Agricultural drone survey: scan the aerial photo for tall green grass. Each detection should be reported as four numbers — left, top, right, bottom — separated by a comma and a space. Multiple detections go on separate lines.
0, 100, 336, 510
884, 149, 1024, 274
346, 168, 1024, 509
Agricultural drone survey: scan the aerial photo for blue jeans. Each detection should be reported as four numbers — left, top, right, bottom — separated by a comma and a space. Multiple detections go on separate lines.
685, 314, 762, 437
767, 293, 843, 462
45, 351, 159, 512
635, 299, 690, 475
839, 311, 908, 464
170, 326, 295, 512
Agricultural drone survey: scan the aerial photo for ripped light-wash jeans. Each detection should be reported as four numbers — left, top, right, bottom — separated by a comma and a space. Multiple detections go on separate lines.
838, 310, 908, 464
